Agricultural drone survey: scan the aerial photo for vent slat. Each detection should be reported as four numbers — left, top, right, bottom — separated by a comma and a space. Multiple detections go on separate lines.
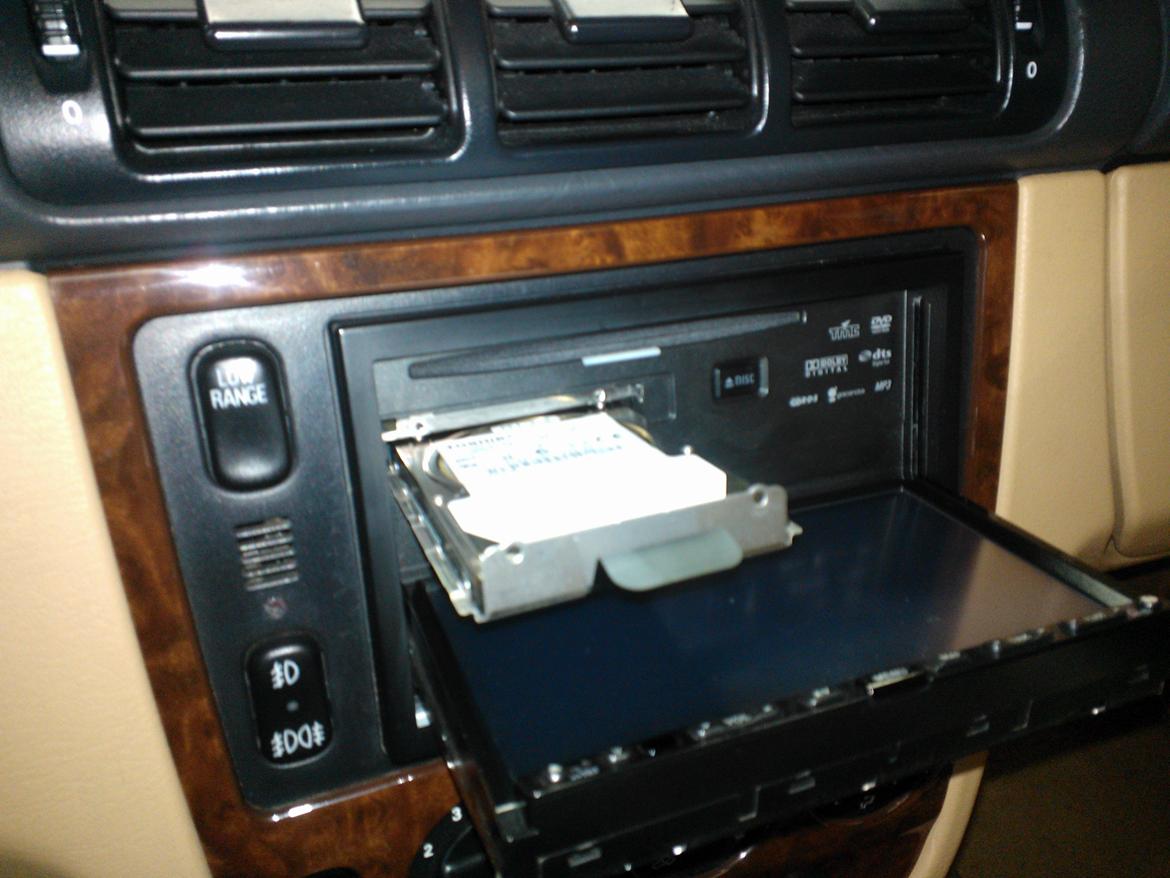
499, 68, 748, 123
115, 22, 440, 80
789, 13, 993, 58
486, 0, 739, 15
236, 518, 299, 590
102, 4, 449, 155
493, 17, 745, 71
791, 94, 994, 125
792, 55, 995, 104
786, 5, 1002, 126
489, 1, 755, 144
104, 0, 432, 21
126, 79, 445, 139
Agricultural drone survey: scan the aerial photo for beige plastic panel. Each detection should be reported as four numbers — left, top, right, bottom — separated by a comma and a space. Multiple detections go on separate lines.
995, 171, 1116, 567
1107, 163, 1170, 559
911, 173, 1113, 878
0, 272, 210, 878
907, 754, 987, 878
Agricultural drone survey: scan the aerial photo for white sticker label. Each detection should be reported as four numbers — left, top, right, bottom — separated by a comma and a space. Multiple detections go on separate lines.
432, 413, 727, 545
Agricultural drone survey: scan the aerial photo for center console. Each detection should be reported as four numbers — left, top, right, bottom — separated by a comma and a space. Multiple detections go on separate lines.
48, 183, 1170, 878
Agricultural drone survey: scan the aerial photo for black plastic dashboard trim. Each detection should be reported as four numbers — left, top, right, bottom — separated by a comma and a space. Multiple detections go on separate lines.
0, 0, 1164, 266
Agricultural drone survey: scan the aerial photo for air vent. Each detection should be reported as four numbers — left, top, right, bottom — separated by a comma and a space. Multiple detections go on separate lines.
100, 0, 451, 158
486, 0, 757, 146
785, 0, 1003, 127
235, 518, 299, 590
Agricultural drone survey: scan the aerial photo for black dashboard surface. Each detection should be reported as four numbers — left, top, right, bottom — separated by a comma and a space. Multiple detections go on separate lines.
0, 0, 1167, 266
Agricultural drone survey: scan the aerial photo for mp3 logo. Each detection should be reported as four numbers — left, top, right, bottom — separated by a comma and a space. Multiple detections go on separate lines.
788, 393, 819, 408
828, 320, 861, 342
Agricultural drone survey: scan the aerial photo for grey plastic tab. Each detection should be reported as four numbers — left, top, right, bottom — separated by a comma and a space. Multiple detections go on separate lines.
106, 0, 426, 17
601, 528, 743, 591
201, 0, 363, 24
489, 0, 732, 12
363, 0, 429, 17
554, 0, 693, 42
104, 0, 198, 18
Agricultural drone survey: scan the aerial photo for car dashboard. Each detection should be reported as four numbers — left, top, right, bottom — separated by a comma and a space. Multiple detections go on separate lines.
1, 2, 1169, 878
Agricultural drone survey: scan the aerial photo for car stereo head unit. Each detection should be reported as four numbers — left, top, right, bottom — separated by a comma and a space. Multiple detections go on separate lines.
132, 230, 1169, 875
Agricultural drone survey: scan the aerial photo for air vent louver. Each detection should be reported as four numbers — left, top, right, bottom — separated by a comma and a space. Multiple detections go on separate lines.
486, 0, 757, 146
785, 0, 1003, 126
235, 518, 299, 590
101, 0, 451, 157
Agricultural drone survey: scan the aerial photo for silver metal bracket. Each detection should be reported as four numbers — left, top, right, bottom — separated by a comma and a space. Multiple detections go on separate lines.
387, 408, 801, 623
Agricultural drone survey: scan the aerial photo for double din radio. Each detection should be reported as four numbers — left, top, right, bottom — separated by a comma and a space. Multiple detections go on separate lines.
134, 231, 1169, 877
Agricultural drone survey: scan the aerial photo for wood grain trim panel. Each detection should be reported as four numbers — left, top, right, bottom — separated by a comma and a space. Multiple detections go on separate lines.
49, 182, 1016, 878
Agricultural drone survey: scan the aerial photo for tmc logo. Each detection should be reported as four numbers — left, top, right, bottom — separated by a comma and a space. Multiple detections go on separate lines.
828, 320, 861, 342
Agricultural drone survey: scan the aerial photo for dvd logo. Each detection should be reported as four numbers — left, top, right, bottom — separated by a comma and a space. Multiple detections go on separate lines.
870, 314, 893, 335
788, 393, 818, 409
828, 320, 861, 342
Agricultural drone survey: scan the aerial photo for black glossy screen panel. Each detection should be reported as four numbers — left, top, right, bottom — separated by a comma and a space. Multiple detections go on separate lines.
421, 489, 1105, 779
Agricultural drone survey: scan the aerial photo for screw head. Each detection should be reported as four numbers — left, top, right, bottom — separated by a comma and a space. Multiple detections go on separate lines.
262, 595, 288, 620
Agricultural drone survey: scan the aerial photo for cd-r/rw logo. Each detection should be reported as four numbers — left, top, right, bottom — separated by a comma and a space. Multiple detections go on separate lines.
828, 320, 861, 341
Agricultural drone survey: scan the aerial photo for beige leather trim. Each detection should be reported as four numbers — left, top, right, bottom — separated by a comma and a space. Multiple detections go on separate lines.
1098, 539, 1166, 569
907, 754, 987, 878
995, 172, 1116, 567
1106, 163, 1170, 559
911, 172, 1114, 878
0, 272, 210, 878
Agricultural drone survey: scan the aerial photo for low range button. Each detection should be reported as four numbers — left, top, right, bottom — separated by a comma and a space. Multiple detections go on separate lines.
193, 340, 292, 491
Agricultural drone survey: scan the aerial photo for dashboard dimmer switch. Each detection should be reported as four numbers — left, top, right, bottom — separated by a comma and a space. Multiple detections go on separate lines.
193, 341, 292, 490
